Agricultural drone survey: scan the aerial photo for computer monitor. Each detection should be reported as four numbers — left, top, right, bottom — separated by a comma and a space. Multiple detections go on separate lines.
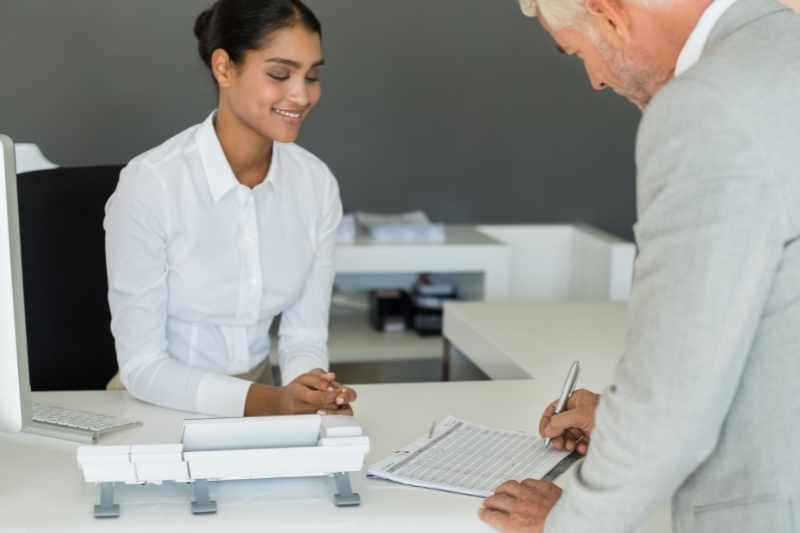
0, 134, 32, 434
0, 136, 139, 443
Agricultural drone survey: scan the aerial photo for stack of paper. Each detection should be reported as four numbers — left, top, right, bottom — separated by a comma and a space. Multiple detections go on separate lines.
367, 416, 571, 497
356, 211, 446, 244
337, 213, 357, 244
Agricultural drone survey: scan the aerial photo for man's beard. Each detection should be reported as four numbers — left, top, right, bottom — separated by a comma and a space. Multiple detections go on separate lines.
588, 30, 667, 110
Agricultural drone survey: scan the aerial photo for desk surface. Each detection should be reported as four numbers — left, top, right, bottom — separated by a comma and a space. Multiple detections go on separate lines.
444, 301, 629, 392
1, 380, 669, 532
442, 302, 671, 533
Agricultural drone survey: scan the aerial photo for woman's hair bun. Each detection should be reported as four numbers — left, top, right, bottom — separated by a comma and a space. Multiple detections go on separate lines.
194, 0, 323, 76
194, 5, 217, 66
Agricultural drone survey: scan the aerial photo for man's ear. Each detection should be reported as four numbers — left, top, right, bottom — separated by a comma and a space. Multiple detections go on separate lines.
584, 0, 632, 47
211, 49, 236, 89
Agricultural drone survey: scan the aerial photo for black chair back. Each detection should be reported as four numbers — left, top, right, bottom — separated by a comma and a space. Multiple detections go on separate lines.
17, 166, 123, 391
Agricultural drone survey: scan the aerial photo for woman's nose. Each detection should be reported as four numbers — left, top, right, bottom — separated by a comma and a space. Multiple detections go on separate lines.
288, 78, 310, 107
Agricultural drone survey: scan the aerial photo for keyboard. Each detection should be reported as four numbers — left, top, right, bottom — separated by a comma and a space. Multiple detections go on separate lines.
32, 403, 142, 439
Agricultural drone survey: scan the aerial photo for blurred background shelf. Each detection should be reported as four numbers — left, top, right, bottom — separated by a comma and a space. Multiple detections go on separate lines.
328, 313, 443, 364
270, 224, 635, 386
326, 312, 459, 384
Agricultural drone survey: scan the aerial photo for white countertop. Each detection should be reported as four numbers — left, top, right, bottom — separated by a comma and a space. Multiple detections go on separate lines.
1, 380, 668, 532
0, 382, 529, 532
444, 301, 629, 392
1, 301, 672, 533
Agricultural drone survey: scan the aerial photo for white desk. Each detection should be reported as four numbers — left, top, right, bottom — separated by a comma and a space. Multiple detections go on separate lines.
0, 384, 540, 530
443, 301, 629, 391
1, 380, 669, 532
442, 302, 671, 532
1, 302, 671, 531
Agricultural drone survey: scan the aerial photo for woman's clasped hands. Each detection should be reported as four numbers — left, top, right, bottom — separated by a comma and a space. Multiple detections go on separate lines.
245, 369, 357, 417
282, 369, 357, 416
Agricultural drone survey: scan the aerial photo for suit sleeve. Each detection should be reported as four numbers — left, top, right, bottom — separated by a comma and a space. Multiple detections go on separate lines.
544, 78, 790, 532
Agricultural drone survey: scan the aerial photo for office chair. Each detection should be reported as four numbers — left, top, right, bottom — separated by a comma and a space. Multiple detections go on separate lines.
15, 143, 58, 174
17, 166, 123, 391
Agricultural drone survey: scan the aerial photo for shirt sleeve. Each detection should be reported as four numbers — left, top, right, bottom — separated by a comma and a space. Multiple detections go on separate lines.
278, 166, 343, 385
544, 79, 789, 532
105, 162, 252, 417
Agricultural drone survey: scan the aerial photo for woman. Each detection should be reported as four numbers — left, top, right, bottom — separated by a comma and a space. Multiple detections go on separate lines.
104, 0, 356, 417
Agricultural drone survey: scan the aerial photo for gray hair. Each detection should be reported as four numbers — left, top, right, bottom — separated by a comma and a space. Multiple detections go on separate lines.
518, 0, 664, 29
517, 0, 588, 28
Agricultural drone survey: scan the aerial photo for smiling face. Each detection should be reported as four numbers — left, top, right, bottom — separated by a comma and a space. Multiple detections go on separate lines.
213, 25, 323, 143
537, 4, 674, 110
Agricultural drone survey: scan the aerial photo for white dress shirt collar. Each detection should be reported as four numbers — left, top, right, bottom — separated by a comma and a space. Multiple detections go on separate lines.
675, 0, 741, 77
195, 111, 280, 203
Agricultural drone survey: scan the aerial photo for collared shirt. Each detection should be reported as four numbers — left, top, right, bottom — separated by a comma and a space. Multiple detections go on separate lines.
675, 0, 741, 76
104, 111, 342, 417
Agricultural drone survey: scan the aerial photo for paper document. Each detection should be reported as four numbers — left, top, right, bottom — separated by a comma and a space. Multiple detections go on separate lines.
355, 211, 445, 244
367, 416, 571, 497
337, 213, 357, 244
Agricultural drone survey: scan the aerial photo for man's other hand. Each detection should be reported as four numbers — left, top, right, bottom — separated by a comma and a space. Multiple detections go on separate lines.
480, 479, 562, 532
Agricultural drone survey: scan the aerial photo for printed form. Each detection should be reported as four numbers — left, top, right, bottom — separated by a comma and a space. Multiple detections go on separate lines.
368, 416, 572, 497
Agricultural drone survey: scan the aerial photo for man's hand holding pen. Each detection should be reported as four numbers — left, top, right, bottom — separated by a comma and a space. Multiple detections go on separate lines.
539, 389, 599, 455
480, 362, 601, 532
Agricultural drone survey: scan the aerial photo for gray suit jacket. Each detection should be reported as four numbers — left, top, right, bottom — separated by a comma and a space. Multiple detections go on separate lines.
545, 1, 800, 532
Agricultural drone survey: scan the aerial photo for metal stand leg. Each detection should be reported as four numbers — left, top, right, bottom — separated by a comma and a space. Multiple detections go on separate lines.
333, 472, 361, 507
191, 479, 218, 515
442, 338, 452, 382
94, 482, 120, 519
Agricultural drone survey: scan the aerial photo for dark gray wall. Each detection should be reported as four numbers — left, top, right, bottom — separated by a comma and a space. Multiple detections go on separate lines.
0, 1, 640, 238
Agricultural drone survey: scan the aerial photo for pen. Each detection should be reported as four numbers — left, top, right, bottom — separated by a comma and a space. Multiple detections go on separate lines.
428, 421, 437, 439
544, 361, 580, 448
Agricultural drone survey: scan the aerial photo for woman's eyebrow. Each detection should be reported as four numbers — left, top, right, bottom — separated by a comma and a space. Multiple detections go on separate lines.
265, 57, 326, 68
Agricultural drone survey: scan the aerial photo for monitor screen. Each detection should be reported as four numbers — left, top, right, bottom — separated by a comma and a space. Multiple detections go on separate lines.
0, 134, 31, 433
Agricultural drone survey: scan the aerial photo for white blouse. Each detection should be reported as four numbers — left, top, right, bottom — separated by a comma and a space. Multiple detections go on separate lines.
104, 112, 342, 417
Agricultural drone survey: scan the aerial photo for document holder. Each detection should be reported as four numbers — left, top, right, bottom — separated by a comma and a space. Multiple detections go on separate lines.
76, 415, 370, 518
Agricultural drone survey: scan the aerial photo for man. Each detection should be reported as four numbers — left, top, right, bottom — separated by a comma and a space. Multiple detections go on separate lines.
479, 1, 800, 532
780, 0, 800, 11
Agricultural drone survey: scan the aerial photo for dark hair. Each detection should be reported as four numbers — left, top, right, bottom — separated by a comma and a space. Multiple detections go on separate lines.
194, 0, 322, 69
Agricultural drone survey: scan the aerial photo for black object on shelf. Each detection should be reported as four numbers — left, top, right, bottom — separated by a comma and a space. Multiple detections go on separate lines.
368, 290, 412, 333
411, 274, 458, 337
